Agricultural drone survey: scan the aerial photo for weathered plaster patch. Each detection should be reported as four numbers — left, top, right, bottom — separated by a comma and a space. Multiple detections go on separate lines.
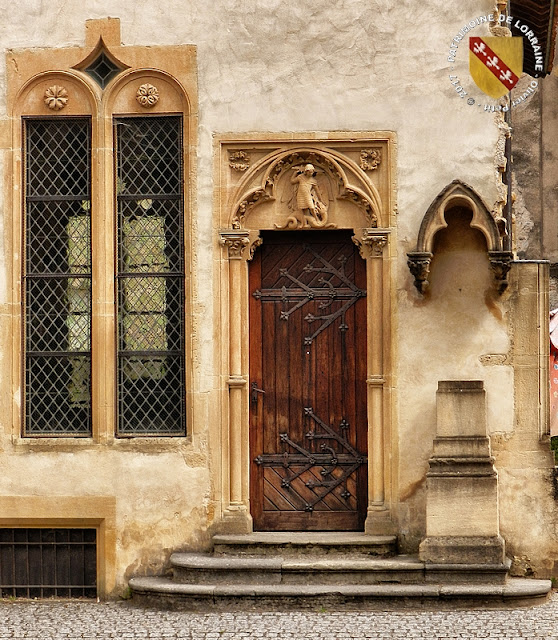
399, 475, 426, 502
513, 185, 536, 256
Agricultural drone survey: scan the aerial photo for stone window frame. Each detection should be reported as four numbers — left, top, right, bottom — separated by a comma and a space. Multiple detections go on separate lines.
5, 19, 197, 446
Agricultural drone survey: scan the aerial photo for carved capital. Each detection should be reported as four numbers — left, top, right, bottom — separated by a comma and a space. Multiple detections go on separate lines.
488, 250, 513, 294
407, 251, 433, 294
219, 230, 251, 259
352, 229, 389, 258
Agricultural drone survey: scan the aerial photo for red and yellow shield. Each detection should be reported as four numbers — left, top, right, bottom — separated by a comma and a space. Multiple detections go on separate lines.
469, 36, 523, 99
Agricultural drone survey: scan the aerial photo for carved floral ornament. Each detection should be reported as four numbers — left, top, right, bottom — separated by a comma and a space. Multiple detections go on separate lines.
136, 83, 160, 107
360, 148, 382, 171
229, 150, 250, 172
44, 85, 69, 111
230, 150, 381, 230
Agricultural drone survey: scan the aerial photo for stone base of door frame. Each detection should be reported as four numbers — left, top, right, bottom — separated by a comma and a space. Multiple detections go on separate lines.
216, 512, 398, 536
217, 507, 253, 535
364, 507, 398, 536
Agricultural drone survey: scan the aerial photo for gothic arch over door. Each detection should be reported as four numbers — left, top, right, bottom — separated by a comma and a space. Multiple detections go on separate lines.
216, 135, 396, 536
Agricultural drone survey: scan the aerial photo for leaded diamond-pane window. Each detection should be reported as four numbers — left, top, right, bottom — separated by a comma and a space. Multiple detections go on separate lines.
115, 116, 185, 436
24, 119, 92, 436
83, 51, 123, 89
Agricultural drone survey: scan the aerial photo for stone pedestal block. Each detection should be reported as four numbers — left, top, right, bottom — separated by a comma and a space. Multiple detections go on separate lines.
419, 381, 505, 565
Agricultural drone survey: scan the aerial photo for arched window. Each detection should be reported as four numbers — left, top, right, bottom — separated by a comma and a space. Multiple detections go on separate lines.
9, 19, 196, 439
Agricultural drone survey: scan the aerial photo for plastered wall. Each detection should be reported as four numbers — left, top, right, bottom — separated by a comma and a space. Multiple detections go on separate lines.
0, 0, 556, 592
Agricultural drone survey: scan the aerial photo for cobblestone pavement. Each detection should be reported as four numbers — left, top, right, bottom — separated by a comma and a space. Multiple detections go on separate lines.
2, 593, 558, 639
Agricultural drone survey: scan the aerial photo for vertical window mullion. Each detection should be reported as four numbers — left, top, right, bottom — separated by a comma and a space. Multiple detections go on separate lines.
24, 118, 92, 436
115, 116, 185, 436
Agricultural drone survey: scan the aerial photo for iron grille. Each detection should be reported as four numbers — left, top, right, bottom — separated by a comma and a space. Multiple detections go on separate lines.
115, 116, 186, 436
0, 528, 96, 598
24, 119, 92, 436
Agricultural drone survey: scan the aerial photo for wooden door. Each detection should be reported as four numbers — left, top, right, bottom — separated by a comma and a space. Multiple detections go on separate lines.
249, 230, 368, 531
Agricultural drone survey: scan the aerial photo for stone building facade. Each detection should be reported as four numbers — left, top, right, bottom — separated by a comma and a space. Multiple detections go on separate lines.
0, 1, 556, 598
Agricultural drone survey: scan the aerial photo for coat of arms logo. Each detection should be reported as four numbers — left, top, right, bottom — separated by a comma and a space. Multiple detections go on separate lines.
469, 36, 523, 99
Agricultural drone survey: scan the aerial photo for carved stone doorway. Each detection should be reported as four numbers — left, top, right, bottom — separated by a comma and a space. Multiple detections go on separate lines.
249, 230, 368, 531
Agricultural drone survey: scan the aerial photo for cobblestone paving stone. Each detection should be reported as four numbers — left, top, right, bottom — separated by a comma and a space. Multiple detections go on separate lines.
2, 593, 558, 639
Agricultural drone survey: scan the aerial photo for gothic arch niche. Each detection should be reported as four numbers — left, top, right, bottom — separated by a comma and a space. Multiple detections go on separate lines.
216, 134, 397, 535
407, 180, 512, 295
429, 206, 494, 298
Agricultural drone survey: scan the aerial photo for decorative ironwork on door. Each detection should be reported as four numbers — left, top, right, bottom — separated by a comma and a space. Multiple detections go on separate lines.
252, 243, 365, 346
254, 407, 367, 514
250, 231, 368, 531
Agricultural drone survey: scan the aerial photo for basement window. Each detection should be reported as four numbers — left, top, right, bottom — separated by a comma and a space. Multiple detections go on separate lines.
0, 528, 97, 598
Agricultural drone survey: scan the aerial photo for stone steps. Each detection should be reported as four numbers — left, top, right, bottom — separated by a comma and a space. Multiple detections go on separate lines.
128, 534, 552, 610
170, 552, 425, 585
211, 532, 398, 557
129, 575, 552, 611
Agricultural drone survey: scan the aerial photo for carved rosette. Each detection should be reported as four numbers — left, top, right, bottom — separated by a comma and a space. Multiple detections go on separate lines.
44, 85, 69, 111
352, 230, 389, 258
229, 151, 250, 172
136, 83, 160, 108
360, 148, 382, 171
488, 251, 513, 294
220, 231, 251, 259
407, 251, 433, 294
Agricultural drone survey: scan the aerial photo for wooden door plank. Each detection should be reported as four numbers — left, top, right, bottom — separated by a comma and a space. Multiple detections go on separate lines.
250, 231, 368, 531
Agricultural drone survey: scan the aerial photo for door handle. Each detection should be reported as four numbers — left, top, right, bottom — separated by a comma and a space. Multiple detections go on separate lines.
251, 382, 265, 404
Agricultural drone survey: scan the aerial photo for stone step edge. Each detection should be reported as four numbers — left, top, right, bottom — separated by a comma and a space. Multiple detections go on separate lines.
170, 552, 423, 572
211, 533, 397, 547
129, 576, 552, 599
170, 553, 512, 574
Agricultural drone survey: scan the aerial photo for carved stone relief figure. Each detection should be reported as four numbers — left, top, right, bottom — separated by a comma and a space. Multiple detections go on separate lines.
226, 141, 387, 231
276, 163, 336, 229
